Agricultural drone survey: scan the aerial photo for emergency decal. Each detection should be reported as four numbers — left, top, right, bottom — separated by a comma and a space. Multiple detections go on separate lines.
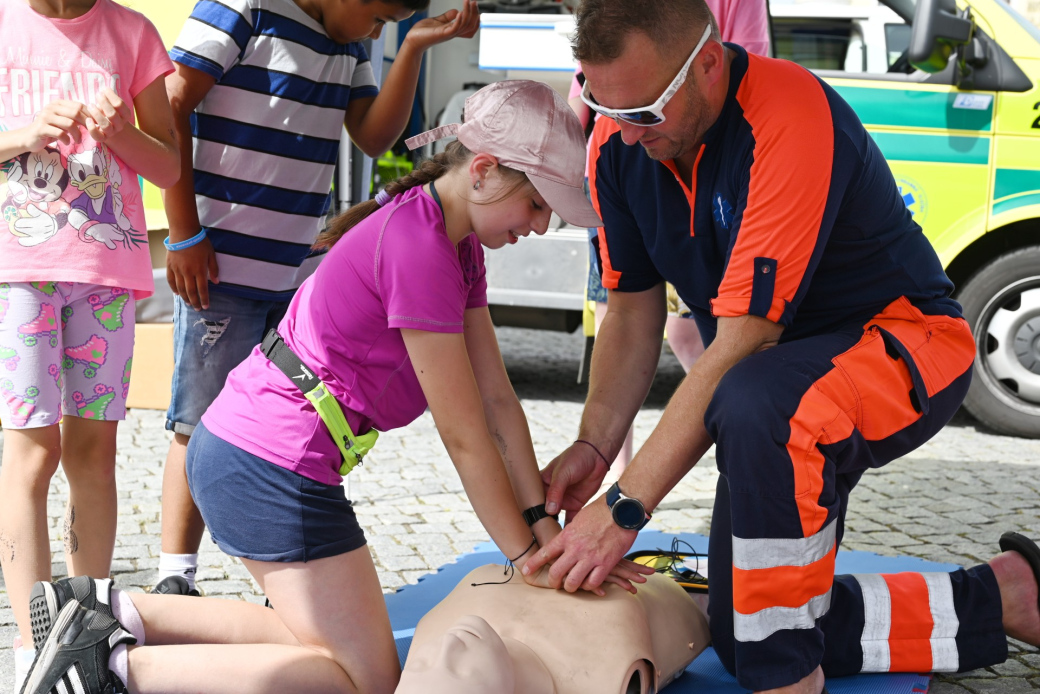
713, 193, 735, 229
895, 176, 929, 224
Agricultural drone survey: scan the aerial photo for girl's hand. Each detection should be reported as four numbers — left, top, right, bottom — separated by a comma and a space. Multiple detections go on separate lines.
403, 0, 480, 52
22, 100, 90, 152
86, 88, 134, 144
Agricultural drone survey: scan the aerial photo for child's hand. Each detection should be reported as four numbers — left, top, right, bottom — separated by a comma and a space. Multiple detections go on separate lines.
403, 0, 480, 52
22, 100, 90, 152
86, 88, 134, 144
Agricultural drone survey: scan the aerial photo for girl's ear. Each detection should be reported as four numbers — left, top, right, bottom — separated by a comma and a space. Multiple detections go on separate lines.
468, 152, 500, 189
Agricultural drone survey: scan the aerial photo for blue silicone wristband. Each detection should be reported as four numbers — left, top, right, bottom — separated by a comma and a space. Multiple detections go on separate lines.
164, 229, 207, 251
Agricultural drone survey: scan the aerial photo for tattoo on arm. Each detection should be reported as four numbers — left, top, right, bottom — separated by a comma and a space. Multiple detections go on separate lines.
63, 506, 78, 555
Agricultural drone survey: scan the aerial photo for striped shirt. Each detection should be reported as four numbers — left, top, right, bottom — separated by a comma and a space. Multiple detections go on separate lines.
170, 0, 378, 301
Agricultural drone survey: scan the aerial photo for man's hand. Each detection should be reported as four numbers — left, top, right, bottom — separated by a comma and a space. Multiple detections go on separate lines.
541, 442, 610, 515
402, 0, 480, 52
523, 498, 649, 593
166, 235, 219, 310
23, 100, 89, 152
85, 88, 134, 144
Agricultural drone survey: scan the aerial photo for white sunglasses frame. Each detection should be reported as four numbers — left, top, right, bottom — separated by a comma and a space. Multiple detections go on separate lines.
579, 24, 714, 127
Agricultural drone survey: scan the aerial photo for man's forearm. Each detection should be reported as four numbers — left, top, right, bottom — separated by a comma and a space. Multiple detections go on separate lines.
620, 314, 784, 509
580, 293, 666, 462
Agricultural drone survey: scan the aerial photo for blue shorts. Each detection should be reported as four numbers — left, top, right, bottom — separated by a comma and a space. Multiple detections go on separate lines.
166, 291, 290, 436
186, 422, 367, 563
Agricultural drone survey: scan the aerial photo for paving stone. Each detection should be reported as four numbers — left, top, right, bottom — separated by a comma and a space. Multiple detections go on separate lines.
958, 677, 1035, 694
993, 661, 1037, 677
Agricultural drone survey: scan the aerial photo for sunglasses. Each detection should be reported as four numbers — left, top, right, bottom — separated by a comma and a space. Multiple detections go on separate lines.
580, 24, 713, 127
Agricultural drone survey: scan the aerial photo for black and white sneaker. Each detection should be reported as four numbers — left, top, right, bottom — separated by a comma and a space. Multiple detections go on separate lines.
28, 577, 115, 651
20, 602, 135, 694
152, 575, 200, 597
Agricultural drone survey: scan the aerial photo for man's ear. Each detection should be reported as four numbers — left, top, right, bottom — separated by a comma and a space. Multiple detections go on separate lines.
469, 152, 501, 188
698, 39, 726, 86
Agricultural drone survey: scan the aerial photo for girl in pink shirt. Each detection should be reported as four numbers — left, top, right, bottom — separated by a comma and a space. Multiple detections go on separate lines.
0, 0, 179, 687
20, 81, 652, 694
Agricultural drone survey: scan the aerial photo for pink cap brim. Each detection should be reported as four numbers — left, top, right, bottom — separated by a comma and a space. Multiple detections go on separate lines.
528, 174, 602, 228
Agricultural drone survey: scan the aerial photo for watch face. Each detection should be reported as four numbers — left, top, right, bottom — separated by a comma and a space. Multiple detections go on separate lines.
612, 498, 645, 530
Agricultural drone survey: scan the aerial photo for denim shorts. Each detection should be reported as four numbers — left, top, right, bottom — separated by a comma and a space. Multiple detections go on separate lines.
186, 422, 367, 562
166, 291, 290, 436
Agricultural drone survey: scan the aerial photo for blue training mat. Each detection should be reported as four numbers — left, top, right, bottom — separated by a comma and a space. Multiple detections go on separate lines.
384, 531, 953, 694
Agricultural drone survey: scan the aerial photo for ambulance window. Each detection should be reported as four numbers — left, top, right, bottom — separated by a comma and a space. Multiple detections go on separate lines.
771, 18, 857, 70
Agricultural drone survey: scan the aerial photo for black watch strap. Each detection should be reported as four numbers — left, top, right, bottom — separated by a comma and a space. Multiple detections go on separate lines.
522, 504, 559, 527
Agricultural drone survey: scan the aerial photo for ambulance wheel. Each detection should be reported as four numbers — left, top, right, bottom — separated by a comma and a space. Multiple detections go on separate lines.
960, 246, 1040, 438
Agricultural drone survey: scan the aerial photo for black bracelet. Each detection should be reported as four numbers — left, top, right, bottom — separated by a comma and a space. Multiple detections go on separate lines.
575, 438, 610, 467
509, 536, 538, 564
522, 504, 559, 527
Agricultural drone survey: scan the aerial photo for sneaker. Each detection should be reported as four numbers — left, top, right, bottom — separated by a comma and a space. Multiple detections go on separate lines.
28, 577, 115, 652
151, 575, 200, 597
19, 603, 135, 694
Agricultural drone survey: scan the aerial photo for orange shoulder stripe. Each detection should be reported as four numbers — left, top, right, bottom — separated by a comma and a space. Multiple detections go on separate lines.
587, 117, 622, 290
712, 55, 834, 323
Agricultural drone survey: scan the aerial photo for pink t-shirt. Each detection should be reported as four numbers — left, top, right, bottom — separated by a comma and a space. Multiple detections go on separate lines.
0, 0, 172, 297
203, 186, 489, 485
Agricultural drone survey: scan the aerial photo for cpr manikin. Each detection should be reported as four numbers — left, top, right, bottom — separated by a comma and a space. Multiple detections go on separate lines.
396, 565, 710, 694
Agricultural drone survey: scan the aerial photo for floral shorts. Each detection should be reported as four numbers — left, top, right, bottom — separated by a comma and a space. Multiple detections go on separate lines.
0, 281, 135, 429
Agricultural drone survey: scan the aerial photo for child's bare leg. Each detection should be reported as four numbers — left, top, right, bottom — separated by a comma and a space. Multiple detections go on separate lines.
128, 592, 300, 647
160, 433, 206, 555
124, 547, 398, 694
59, 417, 119, 578
0, 425, 62, 645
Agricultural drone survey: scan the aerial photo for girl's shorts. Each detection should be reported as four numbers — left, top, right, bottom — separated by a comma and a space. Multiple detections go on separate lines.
186, 422, 367, 563
0, 282, 135, 429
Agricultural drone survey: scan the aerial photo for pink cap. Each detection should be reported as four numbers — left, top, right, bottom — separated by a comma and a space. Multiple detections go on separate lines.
406, 80, 602, 228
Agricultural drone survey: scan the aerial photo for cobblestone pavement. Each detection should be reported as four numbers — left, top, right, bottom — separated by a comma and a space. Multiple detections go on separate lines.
3, 327, 1040, 692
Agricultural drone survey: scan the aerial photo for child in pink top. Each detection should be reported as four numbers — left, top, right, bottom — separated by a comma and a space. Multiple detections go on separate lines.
21, 80, 654, 694
0, 0, 179, 686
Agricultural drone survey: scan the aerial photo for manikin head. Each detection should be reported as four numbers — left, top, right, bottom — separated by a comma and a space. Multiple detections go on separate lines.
395, 565, 710, 694
574, 0, 729, 163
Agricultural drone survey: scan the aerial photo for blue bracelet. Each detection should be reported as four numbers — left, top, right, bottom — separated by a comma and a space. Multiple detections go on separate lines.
164, 229, 207, 251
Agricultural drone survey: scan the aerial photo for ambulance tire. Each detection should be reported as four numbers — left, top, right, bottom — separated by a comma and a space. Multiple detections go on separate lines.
960, 246, 1040, 438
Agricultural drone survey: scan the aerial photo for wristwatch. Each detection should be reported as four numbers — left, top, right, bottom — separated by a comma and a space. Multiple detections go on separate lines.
606, 482, 652, 531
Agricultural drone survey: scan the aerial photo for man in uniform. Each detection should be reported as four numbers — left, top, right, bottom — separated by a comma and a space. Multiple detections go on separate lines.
523, 2, 1040, 693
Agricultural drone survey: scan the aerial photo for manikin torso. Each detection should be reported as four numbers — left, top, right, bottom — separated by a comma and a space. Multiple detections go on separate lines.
397, 565, 711, 694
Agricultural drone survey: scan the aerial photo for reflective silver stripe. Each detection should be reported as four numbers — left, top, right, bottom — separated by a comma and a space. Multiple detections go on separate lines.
924, 573, 960, 671
733, 590, 832, 642
854, 574, 892, 672
732, 518, 837, 570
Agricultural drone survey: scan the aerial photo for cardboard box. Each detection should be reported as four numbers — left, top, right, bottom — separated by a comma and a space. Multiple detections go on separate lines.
127, 323, 174, 411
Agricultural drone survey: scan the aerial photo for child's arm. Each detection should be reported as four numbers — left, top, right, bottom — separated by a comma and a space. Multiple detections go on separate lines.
344, 0, 480, 158
87, 79, 179, 188
162, 64, 219, 311
0, 101, 90, 161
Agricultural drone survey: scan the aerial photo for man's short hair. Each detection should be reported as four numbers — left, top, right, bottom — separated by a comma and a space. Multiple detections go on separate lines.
573, 0, 721, 64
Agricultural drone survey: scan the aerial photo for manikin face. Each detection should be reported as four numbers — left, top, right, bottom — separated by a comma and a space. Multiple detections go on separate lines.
582, 31, 718, 163
398, 615, 515, 694
312, 0, 414, 43
468, 167, 553, 250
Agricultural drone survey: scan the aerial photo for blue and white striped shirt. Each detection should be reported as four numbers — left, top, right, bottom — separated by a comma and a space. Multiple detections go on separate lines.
171, 0, 378, 301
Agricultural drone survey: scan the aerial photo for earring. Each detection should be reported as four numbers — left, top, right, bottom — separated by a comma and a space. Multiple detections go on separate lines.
473, 181, 481, 191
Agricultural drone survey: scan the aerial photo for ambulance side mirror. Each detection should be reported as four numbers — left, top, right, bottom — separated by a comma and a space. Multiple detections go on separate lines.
909, 0, 973, 73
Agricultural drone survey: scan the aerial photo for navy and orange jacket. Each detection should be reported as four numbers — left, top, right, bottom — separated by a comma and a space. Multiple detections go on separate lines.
587, 45, 961, 345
